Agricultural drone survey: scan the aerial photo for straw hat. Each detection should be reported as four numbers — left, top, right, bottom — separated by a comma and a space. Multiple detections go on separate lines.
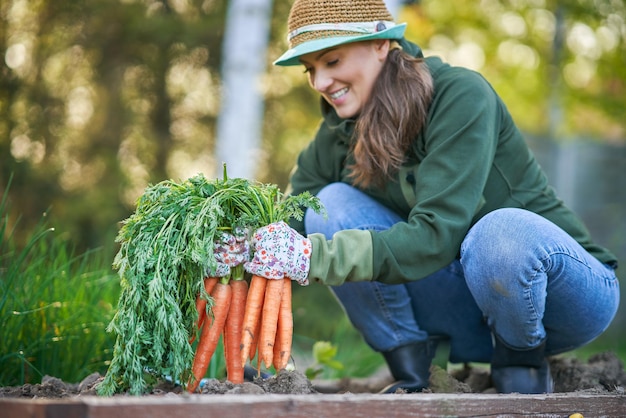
274, 0, 407, 66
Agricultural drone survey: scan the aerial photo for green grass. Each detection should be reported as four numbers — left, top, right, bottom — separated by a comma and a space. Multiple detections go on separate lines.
0, 183, 120, 386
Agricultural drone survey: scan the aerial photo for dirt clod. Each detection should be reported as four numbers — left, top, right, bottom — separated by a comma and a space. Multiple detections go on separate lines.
256, 369, 317, 394
551, 351, 626, 393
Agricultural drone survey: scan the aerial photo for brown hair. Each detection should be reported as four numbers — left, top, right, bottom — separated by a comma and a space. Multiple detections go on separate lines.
349, 47, 434, 188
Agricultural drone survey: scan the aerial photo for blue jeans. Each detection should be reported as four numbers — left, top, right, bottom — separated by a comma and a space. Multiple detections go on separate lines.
304, 183, 619, 363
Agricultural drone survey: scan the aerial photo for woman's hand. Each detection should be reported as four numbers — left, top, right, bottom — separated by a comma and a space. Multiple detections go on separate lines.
211, 228, 250, 277
245, 221, 312, 285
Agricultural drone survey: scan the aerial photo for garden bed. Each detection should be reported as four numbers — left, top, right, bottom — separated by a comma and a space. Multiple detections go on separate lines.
1, 351, 625, 417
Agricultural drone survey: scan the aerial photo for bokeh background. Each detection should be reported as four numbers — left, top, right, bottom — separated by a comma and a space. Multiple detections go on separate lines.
1, 0, 625, 384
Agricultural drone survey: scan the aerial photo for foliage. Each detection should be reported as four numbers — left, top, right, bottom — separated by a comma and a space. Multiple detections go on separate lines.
1, 0, 624, 251
398, 0, 626, 138
304, 341, 344, 380
0, 0, 228, 251
98, 171, 324, 395
0, 177, 119, 386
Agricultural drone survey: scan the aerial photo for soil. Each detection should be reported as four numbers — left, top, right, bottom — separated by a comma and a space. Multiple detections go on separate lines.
1, 351, 625, 399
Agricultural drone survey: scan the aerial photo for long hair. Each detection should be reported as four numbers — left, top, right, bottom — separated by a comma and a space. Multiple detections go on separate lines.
348, 47, 434, 188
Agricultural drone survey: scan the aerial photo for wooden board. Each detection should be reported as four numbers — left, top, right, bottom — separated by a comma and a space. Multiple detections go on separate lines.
1, 392, 625, 418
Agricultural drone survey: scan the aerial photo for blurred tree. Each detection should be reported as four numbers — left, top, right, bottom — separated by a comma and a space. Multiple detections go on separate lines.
1, 0, 226, 248
216, 0, 274, 180
395, 0, 626, 139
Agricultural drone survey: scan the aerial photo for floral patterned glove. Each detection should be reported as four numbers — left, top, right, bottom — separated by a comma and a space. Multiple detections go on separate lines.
210, 227, 250, 278
244, 221, 312, 285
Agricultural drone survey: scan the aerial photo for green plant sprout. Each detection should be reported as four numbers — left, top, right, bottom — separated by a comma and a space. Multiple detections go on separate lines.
305, 341, 344, 380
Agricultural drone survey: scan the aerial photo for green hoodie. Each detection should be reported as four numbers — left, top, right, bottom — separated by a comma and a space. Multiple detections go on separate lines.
288, 39, 618, 286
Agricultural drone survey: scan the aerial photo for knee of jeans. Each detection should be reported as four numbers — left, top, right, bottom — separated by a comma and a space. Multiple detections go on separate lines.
317, 182, 360, 206
462, 209, 528, 255
461, 208, 533, 281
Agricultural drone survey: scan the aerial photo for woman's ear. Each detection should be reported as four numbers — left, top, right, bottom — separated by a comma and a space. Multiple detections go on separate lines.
373, 39, 391, 61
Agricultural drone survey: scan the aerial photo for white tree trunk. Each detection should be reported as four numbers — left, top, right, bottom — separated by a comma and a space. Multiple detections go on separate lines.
384, 0, 403, 18
215, 0, 273, 179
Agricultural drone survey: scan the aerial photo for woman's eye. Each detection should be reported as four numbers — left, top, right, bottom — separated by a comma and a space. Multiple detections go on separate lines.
327, 59, 339, 67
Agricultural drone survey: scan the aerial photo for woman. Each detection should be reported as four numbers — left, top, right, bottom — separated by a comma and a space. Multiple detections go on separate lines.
235, 0, 619, 394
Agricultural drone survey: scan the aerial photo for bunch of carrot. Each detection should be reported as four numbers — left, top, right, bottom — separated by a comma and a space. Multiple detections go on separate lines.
98, 166, 323, 396
186, 167, 323, 393
186, 272, 293, 392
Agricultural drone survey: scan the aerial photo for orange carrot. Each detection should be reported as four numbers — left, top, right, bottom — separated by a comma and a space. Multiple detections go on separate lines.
190, 277, 218, 343
258, 278, 285, 369
245, 318, 262, 379
273, 278, 293, 371
224, 279, 248, 384
188, 280, 232, 393
240, 275, 267, 368
249, 318, 261, 362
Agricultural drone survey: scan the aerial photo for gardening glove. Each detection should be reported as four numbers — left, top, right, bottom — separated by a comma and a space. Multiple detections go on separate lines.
244, 221, 312, 286
210, 227, 250, 278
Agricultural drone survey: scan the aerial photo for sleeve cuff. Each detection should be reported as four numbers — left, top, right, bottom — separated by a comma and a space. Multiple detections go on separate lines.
308, 230, 374, 286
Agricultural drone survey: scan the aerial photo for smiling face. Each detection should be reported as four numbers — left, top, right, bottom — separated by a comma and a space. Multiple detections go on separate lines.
299, 40, 390, 119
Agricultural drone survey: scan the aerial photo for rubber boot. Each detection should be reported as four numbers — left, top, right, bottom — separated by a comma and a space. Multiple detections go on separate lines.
490, 336, 554, 394
379, 340, 437, 394
243, 365, 271, 381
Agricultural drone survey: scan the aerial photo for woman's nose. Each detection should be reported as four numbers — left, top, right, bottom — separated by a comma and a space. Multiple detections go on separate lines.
311, 70, 332, 92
